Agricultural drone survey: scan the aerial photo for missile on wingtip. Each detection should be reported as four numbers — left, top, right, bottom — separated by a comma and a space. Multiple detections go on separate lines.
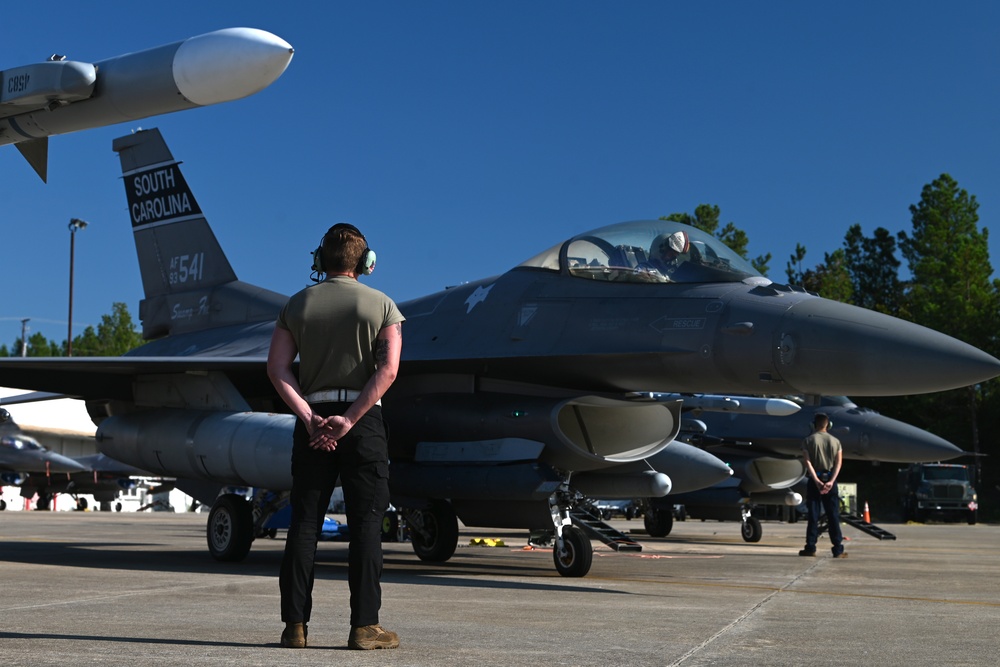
0, 27, 294, 181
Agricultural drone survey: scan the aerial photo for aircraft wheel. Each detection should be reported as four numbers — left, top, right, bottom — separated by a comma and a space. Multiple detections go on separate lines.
0, 499, 6, 511
968, 509, 977, 525
741, 516, 763, 543
644, 506, 673, 537
381, 510, 399, 542
410, 501, 459, 562
553, 525, 593, 577
36, 493, 52, 511
76, 497, 89, 511
207, 494, 254, 562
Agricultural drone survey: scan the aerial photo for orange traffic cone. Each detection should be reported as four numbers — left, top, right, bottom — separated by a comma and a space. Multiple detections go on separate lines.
863, 501, 871, 523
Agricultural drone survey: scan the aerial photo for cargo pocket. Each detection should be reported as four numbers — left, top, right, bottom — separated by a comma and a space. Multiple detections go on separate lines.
350, 460, 390, 523
371, 461, 390, 517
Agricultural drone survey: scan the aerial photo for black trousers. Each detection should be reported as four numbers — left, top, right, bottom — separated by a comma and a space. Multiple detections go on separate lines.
804, 473, 844, 555
279, 403, 390, 627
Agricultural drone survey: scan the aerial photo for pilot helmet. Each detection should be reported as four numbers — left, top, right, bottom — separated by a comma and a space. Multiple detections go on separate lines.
652, 230, 690, 259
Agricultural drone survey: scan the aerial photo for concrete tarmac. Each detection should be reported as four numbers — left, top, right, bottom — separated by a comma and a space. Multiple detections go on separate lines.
1, 511, 997, 666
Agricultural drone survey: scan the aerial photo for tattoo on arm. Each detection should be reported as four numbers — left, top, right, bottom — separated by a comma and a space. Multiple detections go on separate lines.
375, 339, 389, 367
374, 323, 399, 367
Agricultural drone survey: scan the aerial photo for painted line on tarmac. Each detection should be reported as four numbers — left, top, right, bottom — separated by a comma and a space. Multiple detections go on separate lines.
582, 571, 1000, 609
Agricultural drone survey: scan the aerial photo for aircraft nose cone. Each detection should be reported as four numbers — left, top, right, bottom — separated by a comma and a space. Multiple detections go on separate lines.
776, 299, 1000, 396
173, 28, 294, 106
832, 412, 964, 463
41, 452, 90, 474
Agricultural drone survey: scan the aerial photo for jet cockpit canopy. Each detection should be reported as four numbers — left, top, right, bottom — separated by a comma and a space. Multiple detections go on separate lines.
1, 435, 42, 451
518, 220, 761, 284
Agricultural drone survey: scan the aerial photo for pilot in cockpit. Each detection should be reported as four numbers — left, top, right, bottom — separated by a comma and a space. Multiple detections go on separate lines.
649, 230, 700, 276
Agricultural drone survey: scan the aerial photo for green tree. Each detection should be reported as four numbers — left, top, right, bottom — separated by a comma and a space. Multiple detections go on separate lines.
70, 302, 144, 356
662, 204, 771, 275
5, 334, 62, 356
784, 245, 852, 302
898, 174, 999, 347
895, 174, 1000, 491
786, 243, 805, 284
1, 303, 143, 358
24, 332, 62, 357
783, 174, 1000, 516
843, 224, 905, 317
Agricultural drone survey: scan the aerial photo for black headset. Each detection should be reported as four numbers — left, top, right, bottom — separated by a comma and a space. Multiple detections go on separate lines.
812, 412, 833, 430
311, 223, 376, 281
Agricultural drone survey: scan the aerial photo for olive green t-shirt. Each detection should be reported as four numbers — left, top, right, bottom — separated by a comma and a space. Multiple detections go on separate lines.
802, 431, 841, 473
276, 275, 405, 396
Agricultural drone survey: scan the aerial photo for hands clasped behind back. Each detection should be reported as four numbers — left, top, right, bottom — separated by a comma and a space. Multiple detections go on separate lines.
305, 412, 354, 451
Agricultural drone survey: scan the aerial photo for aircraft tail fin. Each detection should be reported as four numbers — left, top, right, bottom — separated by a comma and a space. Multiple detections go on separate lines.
112, 128, 285, 339
15, 137, 48, 182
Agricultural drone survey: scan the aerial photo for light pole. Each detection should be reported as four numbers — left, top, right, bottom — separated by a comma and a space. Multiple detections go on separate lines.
20, 318, 29, 357
67, 218, 88, 356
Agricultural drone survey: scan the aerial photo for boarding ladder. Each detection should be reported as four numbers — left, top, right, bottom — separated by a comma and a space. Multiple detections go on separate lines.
569, 506, 643, 552
841, 513, 896, 540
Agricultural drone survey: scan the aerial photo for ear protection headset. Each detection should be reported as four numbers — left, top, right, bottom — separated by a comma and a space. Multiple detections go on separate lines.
311, 223, 377, 281
811, 412, 832, 431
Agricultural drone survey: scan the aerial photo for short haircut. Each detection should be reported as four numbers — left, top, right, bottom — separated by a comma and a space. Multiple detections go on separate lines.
321, 225, 367, 273
813, 412, 829, 429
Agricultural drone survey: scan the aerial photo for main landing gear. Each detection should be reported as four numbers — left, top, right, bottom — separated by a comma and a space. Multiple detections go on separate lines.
204, 487, 636, 579
397, 492, 600, 577
643, 505, 674, 537
207, 493, 255, 561
206, 490, 291, 562
403, 500, 460, 563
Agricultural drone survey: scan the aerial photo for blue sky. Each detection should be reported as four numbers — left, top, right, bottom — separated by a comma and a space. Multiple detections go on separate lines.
3, 1, 998, 347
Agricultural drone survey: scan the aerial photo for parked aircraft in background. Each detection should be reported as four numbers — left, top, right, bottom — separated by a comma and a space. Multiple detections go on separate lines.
642, 395, 966, 541
0, 128, 997, 577
586, 394, 800, 514
0, 27, 293, 180
1, 406, 88, 475
0, 407, 146, 510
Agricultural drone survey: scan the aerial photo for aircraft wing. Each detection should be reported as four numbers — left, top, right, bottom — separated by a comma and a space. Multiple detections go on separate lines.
0, 356, 269, 402
0, 390, 72, 405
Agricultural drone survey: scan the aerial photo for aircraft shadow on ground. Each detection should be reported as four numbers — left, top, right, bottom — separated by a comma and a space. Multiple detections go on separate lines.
0, 630, 377, 651
0, 538, 624, 596
0, 630, 255, 649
